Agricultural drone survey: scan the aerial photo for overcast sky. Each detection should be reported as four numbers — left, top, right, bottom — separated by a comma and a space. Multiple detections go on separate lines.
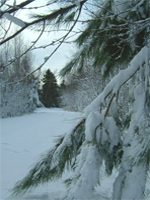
23, 29, 73, 75
5, 0, 75, 76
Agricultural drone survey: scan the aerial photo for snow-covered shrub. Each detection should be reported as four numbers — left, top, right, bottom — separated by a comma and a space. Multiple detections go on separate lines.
0, 80, 41, 118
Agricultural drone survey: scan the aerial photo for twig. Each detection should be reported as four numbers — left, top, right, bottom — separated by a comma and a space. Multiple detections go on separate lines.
104, 93, 116, 118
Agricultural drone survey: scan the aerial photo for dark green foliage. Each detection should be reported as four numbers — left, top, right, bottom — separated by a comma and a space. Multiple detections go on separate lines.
30, 0, 88, 28
30, 4, 76, 27
102, 142, 123, 175
10, 0, 150, 197
60, 0, 150, 77
12, 120, 85, 195
39, 69, 60, 108
60, 49, 87, 77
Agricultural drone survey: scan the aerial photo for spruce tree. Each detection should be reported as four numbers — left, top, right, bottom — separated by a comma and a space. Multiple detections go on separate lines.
40, 69, 60, 108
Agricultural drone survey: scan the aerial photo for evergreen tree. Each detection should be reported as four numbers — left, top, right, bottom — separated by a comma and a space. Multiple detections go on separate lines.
60, 0, 150, 77
39, 69, 60, 108
4, 0, 149, 199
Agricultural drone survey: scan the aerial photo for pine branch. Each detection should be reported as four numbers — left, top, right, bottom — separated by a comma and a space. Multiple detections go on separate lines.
12, 119, 85, 195
28, 4, 77, 26
0, 0, 87, 46
104, 93, 116, 118
0, 0, 36, 18
85, 46, 150, 117
1, 1, 85, 85
0, 24, 29, 46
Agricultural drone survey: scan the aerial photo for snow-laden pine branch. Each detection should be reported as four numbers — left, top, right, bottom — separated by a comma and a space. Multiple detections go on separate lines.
85, 46, 150, 117
12, 45, 150, 198
113, 83, 150, 200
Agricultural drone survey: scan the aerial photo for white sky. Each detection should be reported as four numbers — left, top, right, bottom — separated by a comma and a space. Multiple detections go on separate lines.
4, 0, 75, 76
23, 29, 73, 76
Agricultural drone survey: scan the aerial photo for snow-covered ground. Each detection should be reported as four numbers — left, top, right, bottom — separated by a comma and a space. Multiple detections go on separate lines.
1, 108, 115, 200
1, 108, 81, 200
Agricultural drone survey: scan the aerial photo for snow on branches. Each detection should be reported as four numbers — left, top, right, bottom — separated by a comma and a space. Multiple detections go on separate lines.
85, 46, 150, 118
12, 45, 150, 199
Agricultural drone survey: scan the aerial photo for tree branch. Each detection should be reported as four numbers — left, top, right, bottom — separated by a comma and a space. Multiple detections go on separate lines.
2, 2, 85, 86
0, 0, 36, 18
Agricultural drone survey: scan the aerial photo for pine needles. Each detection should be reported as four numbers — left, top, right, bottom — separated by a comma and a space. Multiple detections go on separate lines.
12, 119, 85, 195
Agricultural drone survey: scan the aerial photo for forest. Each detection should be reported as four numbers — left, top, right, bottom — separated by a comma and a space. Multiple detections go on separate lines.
0, 0, 150, 199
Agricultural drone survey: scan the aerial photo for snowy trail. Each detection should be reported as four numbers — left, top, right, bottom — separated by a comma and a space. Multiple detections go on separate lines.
0, 108, 82, 200
1, 108, 115, 200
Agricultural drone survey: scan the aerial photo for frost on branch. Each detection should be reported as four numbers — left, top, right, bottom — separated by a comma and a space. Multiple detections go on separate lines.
113, 0, 131, 18
68, 46, 150, 199
12, 119, 85, 195
65, 112, 121, 200
113, 46, 150, 199
66, 145, 102, 200
12, 46, 150, 199
84, 46, 150, 117
85, 112, 103, 142
113, 83, 149, 200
